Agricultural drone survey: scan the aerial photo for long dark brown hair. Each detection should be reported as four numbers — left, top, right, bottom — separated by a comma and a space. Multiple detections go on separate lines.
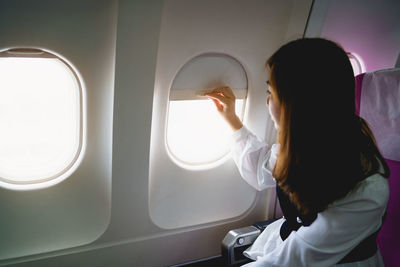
266, 38, 390, 215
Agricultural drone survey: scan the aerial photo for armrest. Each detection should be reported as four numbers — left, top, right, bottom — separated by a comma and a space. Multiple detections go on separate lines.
221, 226, 260, 265
221, 219, 278, 265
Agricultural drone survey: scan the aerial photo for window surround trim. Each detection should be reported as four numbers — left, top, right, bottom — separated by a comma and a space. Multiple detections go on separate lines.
0, 47, 86, 188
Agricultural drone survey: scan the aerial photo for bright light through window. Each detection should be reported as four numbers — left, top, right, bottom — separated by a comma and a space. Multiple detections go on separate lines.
167, 99, 244, 167
348, 53, 365, 76
0, 52, 83, 187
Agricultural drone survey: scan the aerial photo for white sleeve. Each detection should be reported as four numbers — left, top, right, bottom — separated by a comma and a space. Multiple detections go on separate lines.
241, 174, 389, 267
231, 126, 278, 191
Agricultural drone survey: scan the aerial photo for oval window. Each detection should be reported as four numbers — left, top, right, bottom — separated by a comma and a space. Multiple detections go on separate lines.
0, 48, 84, 189
166, 53, 247, 168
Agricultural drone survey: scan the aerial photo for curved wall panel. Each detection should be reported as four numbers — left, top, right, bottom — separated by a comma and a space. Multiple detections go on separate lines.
149, 0, 312, 229
0, 0, 117, 260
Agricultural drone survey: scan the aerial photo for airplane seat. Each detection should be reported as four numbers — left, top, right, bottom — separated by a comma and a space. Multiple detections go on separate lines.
355, 68, 400, 267
222, 68, 400, 266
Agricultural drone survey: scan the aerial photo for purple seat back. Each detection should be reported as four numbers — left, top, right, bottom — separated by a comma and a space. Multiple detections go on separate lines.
355, 73, 400, 267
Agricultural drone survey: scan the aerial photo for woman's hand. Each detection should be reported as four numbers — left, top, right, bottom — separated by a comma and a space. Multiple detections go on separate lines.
205, 87, 243, 131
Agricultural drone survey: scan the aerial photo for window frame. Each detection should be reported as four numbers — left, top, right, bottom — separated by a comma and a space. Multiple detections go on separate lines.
0, 48, 85, 189
165, 53, 248, 170
348, 52, 366, 76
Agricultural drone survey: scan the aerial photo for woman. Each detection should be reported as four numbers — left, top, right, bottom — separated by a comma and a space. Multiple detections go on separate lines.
205, 38, 390, 266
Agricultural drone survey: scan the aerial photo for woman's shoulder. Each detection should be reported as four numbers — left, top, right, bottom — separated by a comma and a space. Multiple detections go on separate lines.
333, 173, 389, 209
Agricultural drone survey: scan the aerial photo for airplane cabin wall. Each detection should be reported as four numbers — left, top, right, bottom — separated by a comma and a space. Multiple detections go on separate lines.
0, 1, 313, 266
0, 0, 117, 262
4, 0, 398, 266
0, 0, 314, 265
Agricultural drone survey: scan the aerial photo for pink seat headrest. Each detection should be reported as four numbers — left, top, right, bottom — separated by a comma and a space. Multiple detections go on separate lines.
359, 68, 400, 162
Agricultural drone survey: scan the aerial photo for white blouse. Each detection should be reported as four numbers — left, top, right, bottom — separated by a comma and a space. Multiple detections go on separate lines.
231, 126, 389, 267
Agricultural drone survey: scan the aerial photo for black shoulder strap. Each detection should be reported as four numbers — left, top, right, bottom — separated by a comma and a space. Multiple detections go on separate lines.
337, 230, 379, 264
338, 212, 386, 264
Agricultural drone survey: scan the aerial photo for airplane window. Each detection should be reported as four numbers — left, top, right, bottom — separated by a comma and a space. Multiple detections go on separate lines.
166, 54, 247, 169
0, 49, 84, 190
348, 52, 365, 76
167, 98, 244, 167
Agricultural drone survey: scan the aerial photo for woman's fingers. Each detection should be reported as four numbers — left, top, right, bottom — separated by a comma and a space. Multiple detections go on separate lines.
211, 99, 223, 111
205, 87, 235, 99
204, 86, 242, 131
204, 91, 226, 111
205, 91, 228, 105
218, 86, 236, 99
205, 87, 235, 103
